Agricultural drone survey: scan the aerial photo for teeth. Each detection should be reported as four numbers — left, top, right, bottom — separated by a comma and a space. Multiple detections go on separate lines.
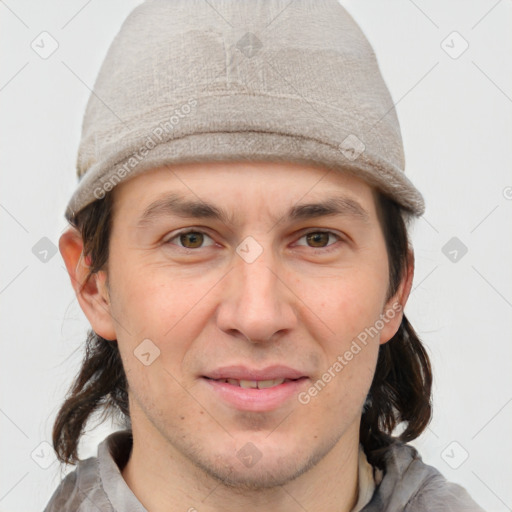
257, 378, 285, 389
217, 378, 288, 389
239, 379, 258, 389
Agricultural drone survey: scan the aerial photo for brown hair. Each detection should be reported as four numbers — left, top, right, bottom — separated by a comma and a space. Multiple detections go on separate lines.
53, 189, 432, 467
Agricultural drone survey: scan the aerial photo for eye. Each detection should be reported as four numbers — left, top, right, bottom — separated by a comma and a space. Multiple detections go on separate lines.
294, 230, 342, 251
164, 229, 343, 252
165, 230, 215, 249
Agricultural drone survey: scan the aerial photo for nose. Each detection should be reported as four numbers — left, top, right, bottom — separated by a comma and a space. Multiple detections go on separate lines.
215, 246, 298, 344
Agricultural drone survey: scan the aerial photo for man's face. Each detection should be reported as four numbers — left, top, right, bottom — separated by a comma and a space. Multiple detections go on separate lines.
100, 161, 403, 488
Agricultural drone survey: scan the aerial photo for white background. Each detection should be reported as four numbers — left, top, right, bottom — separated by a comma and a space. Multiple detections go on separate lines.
1, 1, 511, 510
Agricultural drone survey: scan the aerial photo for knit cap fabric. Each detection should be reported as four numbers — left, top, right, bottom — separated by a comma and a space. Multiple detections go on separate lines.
65, 0, 425, 221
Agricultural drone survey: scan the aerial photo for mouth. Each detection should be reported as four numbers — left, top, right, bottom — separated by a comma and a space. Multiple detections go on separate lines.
203, 377, 303, 389
203, 364, 307, 382
200, 366, 309, 411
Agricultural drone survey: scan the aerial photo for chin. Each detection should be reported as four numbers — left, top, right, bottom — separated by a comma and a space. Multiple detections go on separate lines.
186, 436, 334, 491
197, 456, 313, 490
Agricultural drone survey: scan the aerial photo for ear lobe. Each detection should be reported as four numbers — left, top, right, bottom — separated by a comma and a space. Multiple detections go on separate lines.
379, 248, 415, 345
59, 226, 117, 341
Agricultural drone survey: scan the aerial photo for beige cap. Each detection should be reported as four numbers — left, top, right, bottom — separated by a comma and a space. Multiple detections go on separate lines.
65, 0, 425, 221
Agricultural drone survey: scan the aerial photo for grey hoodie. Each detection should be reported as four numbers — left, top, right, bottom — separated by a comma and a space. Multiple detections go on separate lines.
43, 431, 485, 511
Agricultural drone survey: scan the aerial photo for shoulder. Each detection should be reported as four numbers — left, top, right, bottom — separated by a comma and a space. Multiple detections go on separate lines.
43, 430, 137, 512
363, 441, 486, 512
43, 456, 114, 512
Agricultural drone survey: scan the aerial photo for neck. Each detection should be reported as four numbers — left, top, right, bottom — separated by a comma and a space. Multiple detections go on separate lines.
122, 413, 361, 512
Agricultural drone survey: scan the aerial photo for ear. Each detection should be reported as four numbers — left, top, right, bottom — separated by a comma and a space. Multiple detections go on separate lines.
59, 226, 117, 341
379, 248, 415, 345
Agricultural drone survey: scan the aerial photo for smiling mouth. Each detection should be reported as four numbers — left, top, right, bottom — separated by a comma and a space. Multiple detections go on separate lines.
202, 374, 309, 411
204, 377, 302, 389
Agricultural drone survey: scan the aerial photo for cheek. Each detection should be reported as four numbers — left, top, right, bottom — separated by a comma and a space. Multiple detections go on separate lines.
307, 265, 389, 343
108, 265, 202, 419
108, 257, 206, 337
300, 264, 387, 400
107, 259, 219, 387
298, 335, 379, 437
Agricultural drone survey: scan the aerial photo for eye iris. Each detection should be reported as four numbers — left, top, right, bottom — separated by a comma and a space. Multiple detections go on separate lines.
306, 232, 329, 248
180, 232, 203, 248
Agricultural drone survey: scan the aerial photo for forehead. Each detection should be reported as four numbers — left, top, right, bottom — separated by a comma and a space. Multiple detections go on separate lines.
111, 160, 379, 225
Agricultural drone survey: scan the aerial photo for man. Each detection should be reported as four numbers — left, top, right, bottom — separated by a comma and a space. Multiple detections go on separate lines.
45, 1, 484, 510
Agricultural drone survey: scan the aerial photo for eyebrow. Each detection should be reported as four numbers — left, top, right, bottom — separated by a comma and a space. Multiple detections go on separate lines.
136, 192, 370, 228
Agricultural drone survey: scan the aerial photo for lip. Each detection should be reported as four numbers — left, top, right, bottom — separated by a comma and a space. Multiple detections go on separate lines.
203, 365, 307, 381
201, 365, 309, 412
202, 377, 309, 411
